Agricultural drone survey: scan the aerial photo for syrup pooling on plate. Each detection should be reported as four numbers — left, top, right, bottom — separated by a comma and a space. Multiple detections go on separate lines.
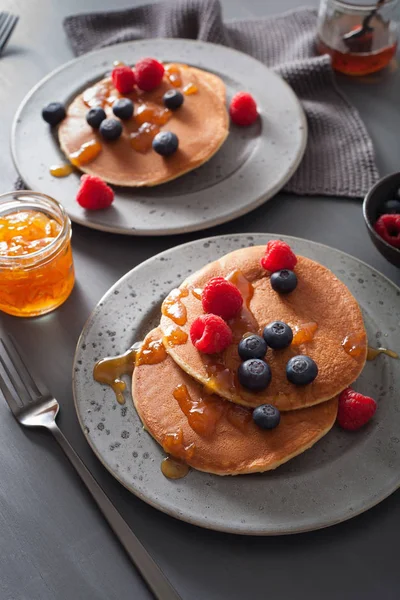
367, 346, 399, 361
49, 163, 74, 178
161, 288, 189, 326
70, 140, 102, 166
93, 344, 141, 405
161, 457, 190, 479
173, 384, 224, 436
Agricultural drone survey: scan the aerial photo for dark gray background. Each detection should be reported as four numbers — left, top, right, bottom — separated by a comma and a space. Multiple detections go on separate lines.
1, 1, 399, 599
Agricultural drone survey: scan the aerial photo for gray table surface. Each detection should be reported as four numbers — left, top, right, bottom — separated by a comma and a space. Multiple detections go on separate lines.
1, 0, 400, 599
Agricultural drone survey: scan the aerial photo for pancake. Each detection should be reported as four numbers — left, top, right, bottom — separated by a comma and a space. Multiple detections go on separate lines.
58, 64, 229, 187
133, 328, 339, 475
160, 246, 367, 411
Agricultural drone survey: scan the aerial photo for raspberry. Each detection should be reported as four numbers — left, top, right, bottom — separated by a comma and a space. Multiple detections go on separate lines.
190, 314, 233, 354
374, 214, 400, 248
260, 240, 297, 272
111, 66, 136, 94
135, 58, 165, 92
201, 277, 243, 320
337, 388, 377, 431
229, 92, 258, 126
76, 175, 114, 210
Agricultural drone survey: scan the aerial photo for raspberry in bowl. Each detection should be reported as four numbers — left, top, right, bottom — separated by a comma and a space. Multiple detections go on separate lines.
363, 171, 400, 267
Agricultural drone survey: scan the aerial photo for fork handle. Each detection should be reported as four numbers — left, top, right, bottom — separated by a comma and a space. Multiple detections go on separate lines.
48, 422, 182, 600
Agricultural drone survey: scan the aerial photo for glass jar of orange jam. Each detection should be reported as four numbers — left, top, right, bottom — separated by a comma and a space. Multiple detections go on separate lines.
0, 191, 75, 317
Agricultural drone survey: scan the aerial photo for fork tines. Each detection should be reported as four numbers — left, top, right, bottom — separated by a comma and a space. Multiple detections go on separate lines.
0, 12, 18, 55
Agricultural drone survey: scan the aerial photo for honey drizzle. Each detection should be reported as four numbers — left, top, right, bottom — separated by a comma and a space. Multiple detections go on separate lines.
70, 140, 102, 166
93, 343, 141, 405
49, 164, 74, 178
367, 346, 399, 361
161, 288, 189, 326
226, 269, 257, 342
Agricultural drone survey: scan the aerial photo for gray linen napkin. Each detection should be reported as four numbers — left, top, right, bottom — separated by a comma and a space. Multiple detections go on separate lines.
61, 0, 379, 197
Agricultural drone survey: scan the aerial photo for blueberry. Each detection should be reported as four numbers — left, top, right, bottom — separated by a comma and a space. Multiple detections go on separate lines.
238, 334, 267, 360
379, 198, 400, 215
238, 359, 271, 391
253, 404, 281, 430
112, 98, 134, 120
263, 321, 293, 350
163, 89, 184, 110
152, 131, 179, 156
270, 269, 298, 294
42, 102, 66, 126
86, 107, 106, 129
99, 118, 123, 141
286, 355, 318, 385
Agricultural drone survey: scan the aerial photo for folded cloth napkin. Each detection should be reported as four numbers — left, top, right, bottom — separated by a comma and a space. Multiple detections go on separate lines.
62, 0, 379, 197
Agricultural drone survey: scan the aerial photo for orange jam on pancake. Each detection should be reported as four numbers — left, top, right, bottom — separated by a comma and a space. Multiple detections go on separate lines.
135, 336, 167, 366
162, 428, 195, 460
163, 326, 188, 346
292, 322, 318, 345
161, 288, 189, 326
342, 332, 366, 358
205, 362, 237, 395
83, 80, 119, 108
165, 64, 182, 87
0, 201, 74, 317
226, 269, 258, 341
173, 384, 224, 436
183, 83, 198, 95
93, 346, 139, 405
130, 122, 160, 153
49, 163, 74, 178
226, 404, 253, 433
70, 140, 102, 167
135, 104, 172, 126
191, 288, 202, 300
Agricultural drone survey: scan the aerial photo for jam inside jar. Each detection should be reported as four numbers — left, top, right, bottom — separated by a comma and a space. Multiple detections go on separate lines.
0, 191, 75, 317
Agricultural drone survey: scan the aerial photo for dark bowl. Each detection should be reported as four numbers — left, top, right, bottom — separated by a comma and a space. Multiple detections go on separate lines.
363, 172, 400, 268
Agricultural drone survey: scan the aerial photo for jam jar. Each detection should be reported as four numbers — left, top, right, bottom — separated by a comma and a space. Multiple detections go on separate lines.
0, 191, 75, 317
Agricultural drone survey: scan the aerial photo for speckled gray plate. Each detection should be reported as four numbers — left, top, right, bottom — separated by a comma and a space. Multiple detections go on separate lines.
73, 234, 400, 535
12, 39, 307, 236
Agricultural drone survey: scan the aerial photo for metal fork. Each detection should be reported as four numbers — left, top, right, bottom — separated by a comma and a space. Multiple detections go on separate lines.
0, 12, 18, 55
0, 335, 182, 600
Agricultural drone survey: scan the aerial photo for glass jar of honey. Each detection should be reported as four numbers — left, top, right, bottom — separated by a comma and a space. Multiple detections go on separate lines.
0, 191, 75, 317
316, 0, 398, 75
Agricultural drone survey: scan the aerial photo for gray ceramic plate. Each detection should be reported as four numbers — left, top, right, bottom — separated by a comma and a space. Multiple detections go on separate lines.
12, 39, 307, 236
73, 234, 400, 535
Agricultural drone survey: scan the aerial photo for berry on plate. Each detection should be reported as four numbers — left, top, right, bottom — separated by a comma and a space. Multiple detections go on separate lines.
263, 321, 293, 350
111, 65, 136, 94
229, 92, 258, 126
337, 387, 377, 431
86, 107, 107, 129
253, 404, 281, 430
270, 269, 298, 294
163, 89, 184, 110
135, 57, 165, 92
378, 198, 400, 215
286, 355, 318, 385
112, 98, 134, 120
76, 175, 114, 210
152, 131, 179, 156
374, 214, 400, 248
202, 277, 243, 320
238, 359, 271, 391
99, 118, 123, 141
190, 314, 232, 354
260, 240, 297, 272
238, 334, 267, 361
42, 102, 66, 126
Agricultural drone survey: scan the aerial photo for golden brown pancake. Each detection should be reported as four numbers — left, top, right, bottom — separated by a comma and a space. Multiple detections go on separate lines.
58, 64, 229, 187
160, 246, 367, 411
133, 328, 338, 475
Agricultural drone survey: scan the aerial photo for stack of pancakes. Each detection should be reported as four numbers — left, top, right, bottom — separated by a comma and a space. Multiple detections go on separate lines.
133, 246, 367, 475
58, 64, 229, 187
